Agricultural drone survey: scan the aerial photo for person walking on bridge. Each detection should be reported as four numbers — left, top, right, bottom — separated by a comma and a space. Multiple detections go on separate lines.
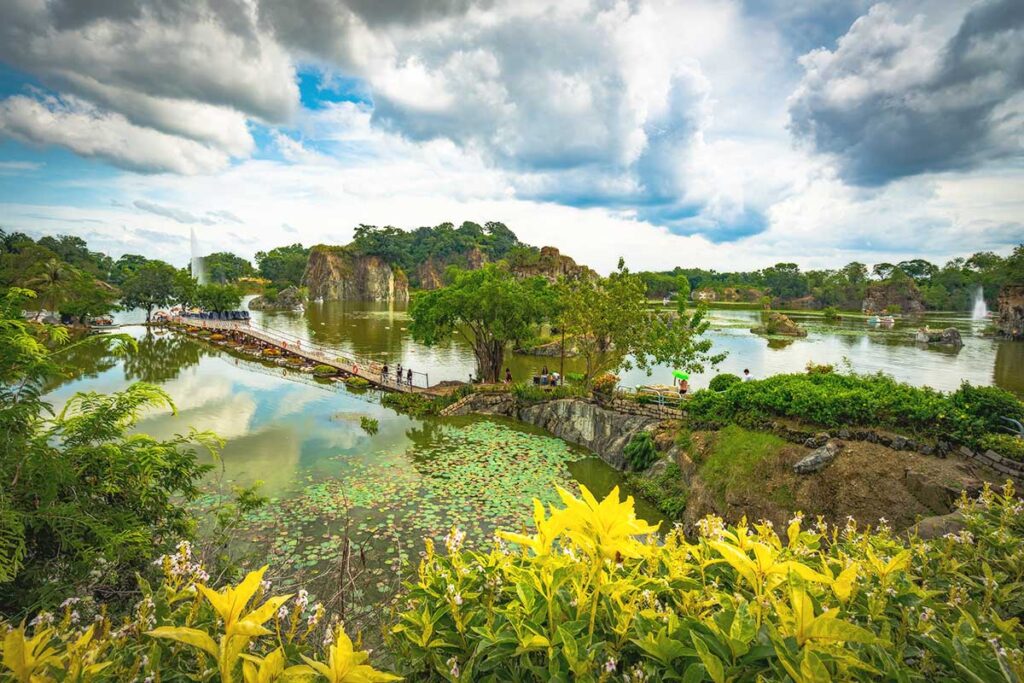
382, 363, 389, 384
407, 368, 413, 386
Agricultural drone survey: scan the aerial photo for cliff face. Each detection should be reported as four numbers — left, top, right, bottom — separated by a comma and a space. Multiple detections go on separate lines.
996, 285, 1024, 340
511, 246, 595, 282
303, 248, 409, 302
861, 281, 926, 315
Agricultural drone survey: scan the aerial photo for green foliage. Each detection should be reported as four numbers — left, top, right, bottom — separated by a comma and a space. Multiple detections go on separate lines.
387, 482, 1024, 682
201, 251, 255, 283
254, 243, 309, 287
343, 375, 371, 389
590, 372, 619, 395
510, 381, 586, 402
559, 259, 724, 381
0, 560, 397, 682
627, 461, 689, 518
381, 389, 466, 418
686, 371, 1024, 450
979, 434, 1024, 461
360, 416, 380, 435
0, 289, 216, 614
312, 364, 337, 377
805, 360, 834, 374
351, 221, 525, 287
194, 282, 243, 312
698, 426, 787, 503
409, 264, 554, 382
822, 305, 840, 321
708, 373, 741, 392
120, 260, 179, 321
623, 431, 659, 471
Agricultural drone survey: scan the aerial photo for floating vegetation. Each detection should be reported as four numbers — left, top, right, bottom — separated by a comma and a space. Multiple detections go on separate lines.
195, 419, 588, 596
359, 416, 379, 434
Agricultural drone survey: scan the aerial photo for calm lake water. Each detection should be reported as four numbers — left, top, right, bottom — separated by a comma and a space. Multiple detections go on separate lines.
245, 299, 1024, 396
45, 327, 661, 598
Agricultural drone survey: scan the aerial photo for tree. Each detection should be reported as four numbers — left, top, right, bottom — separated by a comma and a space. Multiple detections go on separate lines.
195, 283, 243, 312
558, 259, 724, 381
59, 273, 120, 322
25, 257, 74, 317
110, 254, 150, 284
872, 263, 896, 280
255, 244, 309, 286
202, 252, 255, 283
0, 288, 215, 613
760, 263, 809, 299
675, 274, 691, 304
409, 265, 553, 382
121, 261, 178, 321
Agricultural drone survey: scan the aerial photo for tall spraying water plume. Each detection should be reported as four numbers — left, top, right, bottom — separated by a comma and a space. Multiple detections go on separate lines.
971, 285, 989, 320
190, 227, 207, 285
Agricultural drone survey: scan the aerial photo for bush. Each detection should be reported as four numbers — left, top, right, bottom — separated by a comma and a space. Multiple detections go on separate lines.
686, 371, 1024, 450
565, 372, 586, 384
822, 305, 840, 321
0, 551, 397, 682
626, 461, 688, 518
511, 381, 586, 402
344, 375, 371, 389
708, 373, 741, 392
360, 416, 379, 435
381, 391, 464, 418
623, 431, 659, 471
312, 364, 337, 377
591, 373, 619, 394
387, 482, 1024, 681
805, 360, 834, 374
980, 434, 1024, 461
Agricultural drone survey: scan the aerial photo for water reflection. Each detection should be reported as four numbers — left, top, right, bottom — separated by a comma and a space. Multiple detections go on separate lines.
250, 299, 1024, 396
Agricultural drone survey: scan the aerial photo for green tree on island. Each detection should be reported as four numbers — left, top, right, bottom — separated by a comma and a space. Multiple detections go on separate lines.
255, 243, 309, 287
120, 260, 179, 321
409, 264, 553, 382
201, 251, 255, 283
559, 259, 725, 382
194, 283, 243, 312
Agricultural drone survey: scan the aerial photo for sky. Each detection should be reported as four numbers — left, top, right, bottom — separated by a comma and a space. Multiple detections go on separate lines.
0, 0, 1021, 274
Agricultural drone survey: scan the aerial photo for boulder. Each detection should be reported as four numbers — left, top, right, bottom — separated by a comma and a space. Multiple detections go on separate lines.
751, 312, 808, 337
914, 326, 963, 347
995, 284, 1024, 340
912, 511, 966, 540
793, 440, 844, 474
249, 285, 304, 311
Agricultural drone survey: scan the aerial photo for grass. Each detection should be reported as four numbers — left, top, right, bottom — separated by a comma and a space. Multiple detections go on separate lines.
626, 461, 689, 519
698, 425, 787, 504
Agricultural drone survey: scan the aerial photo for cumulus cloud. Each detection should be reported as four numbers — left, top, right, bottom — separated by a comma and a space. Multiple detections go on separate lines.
788, 0, 1024, 185
0, 93, 230, 174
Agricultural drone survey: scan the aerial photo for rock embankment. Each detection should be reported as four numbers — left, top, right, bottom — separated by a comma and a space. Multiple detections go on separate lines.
996, 285, 1024, 340
861, 280, 926, 315
249, 285, 304, 310
304, 247, 409, 302
750, 312, 807, 337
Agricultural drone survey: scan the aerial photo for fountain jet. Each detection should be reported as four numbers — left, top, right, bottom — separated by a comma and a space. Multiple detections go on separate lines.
971, 285, 989, 320
190, 227, 207, 285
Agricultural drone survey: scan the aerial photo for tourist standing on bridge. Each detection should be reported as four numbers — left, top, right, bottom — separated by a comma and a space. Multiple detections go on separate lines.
396, 363, 403, 385
382, 363, 389, 383
407, 368, 413, 386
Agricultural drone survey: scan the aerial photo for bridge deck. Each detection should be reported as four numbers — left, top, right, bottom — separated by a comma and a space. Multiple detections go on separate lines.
172, 317, 435, 394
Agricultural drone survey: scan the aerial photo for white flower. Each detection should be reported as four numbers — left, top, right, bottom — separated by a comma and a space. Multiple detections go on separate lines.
447, 656, 460, 678
277, 606, 289, 620
604, 657, 617, 673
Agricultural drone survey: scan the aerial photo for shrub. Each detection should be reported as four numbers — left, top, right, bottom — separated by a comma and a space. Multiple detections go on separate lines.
951, 382, 1024, 434
565, 372, 586, 384
980, 434, 1024, 461
623, 431, 659, 471
344, 375, 371, 389
387, 482, 1024, 682
360, 416, 379, 435
708, 373, 741, 392
591, 373, 619, 395
312, 364, 337, 377
511, 381, 586, 402
805, 360, 834, 374
381, 391, 460, 418
822, 305, 840, 321
0, 549, 398, 682
626, 461, 689, 518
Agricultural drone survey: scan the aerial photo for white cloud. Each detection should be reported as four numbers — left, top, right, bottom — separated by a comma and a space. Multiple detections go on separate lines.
0, 94, 230, 174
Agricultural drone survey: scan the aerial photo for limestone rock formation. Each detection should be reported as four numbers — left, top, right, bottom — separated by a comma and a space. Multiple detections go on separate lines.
751, 312, 808, 337
861, 280, 926, 315
510, 246, 595, 282
415, 247, 490, 290
914, 326, 963, 347
249, 285, 304, 311
303, 247, 409, 302
996, 285, 1024, 340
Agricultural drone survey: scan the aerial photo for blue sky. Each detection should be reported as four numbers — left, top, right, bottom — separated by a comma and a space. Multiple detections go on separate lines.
0, 0, 1021, 273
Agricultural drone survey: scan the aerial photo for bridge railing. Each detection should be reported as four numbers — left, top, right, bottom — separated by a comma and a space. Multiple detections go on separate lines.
172, 316, 431, 388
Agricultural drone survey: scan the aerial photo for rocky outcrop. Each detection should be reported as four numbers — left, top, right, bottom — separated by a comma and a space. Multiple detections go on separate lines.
996, 285, 1024, 340
793, 440, 844, 474
303, 247, 409, 302
443, 394, 656, 469
751, 312, 808, 337
249, 285, 304, 311
861, 281, 926, 315
914, 327, 963, 347
415, 247, 490, 290
511, 246, 595, 283
416, 259, 445, 290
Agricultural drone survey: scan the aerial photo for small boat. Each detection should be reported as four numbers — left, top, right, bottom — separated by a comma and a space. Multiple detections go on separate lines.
880, 315, 895, 325
867, 315, 880, 325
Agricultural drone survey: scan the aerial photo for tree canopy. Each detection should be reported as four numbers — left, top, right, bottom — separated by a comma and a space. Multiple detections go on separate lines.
409, 264, 554, 382
120, 261, 179, 321
255, 243, 309, 286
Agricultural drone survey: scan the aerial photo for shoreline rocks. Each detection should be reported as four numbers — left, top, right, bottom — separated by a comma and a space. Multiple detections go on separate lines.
750, 312, 808, 337
914, 326, 963, 347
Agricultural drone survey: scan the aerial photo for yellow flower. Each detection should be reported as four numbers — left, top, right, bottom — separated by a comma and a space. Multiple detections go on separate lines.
556, 485, 660, 561
290, 626, 401, 682
497, 498, 567, 556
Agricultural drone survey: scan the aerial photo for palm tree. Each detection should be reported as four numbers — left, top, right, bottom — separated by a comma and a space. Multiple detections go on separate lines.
25, 258, 74, 319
